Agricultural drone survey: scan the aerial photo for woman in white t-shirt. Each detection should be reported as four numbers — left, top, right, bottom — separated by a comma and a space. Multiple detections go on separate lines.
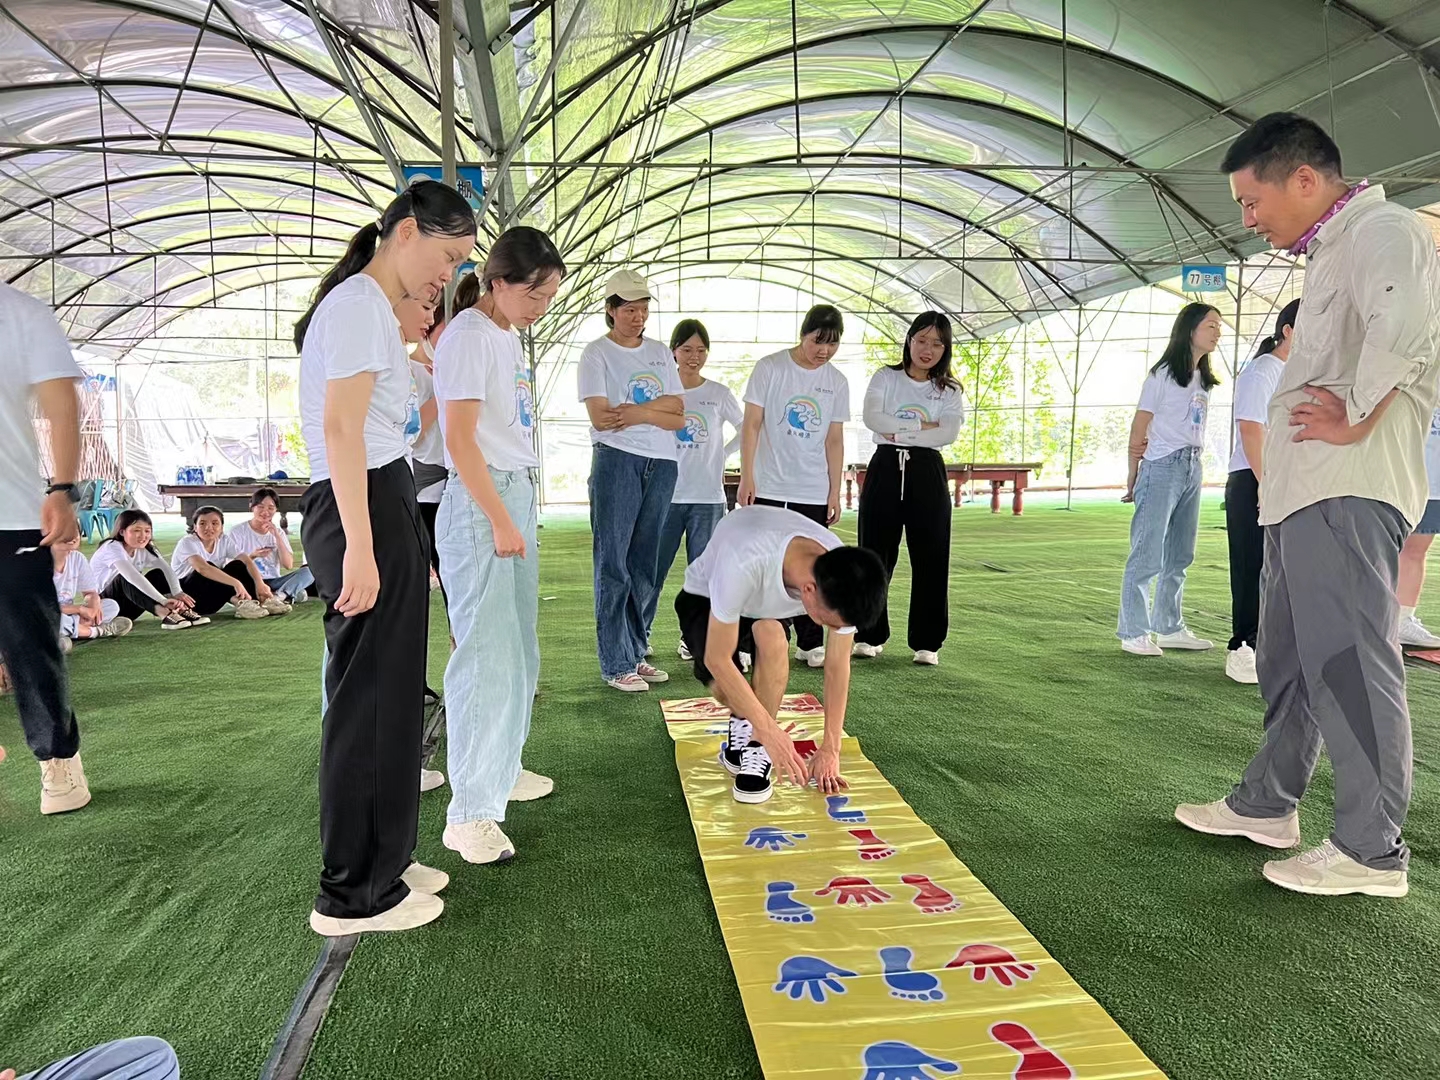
1396, 405, 1440, 648
1117, 303, 1223, 655
293, 179, 475, 938
227, 488, 313, 603
857, 311, 967, 666
51, 534, 131, 641
642, 318, 743, 661
174, 506, 287, 619
433, 228, 565, 866
91, 510, 206, 629
738, 304, 851, 666
578, 269, 685, 691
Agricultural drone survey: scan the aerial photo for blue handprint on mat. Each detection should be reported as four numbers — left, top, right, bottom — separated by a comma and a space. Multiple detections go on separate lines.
745, 826, 807, 852
765, 882, 815, 924
861, 1041, 960, 1079
826, 794, 866, 823
774, 955, 857, 1003
880, 946, 945, 1002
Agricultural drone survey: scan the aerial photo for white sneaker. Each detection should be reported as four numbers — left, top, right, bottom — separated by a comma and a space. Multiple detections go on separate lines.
606, 672, 649, 692
677, 640, 692, 661
233, 599, 269, 620
739, 651, 752, 673
913, 650, 939, 666
852, 642, 883, 658
309, 889, 444, 936
644, 642, 654, 657
636, 662, 669, 684
96, 617, 133, 639
419, 768, 446, 793
1121, 635, 1162, 656
261, 595, 292, 616
39, 753, 91, 815
796, 646, 825, 667
401, 862, 449, 894
509, 769, 554, 802
1226, 645, 1259, 684
1174, 798, 1300, 849
443, 819, 516, 864
1399, 614, 1440, 648
1155, 628, 1213, 651
1263, 839, 1408, 897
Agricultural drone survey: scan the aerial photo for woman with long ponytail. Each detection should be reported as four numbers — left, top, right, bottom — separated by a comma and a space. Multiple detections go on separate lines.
431, 228, 565, 865
296, 179, 476, 936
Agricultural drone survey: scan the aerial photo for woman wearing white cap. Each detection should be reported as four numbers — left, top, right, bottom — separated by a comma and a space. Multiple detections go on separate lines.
579, 269, 685, 691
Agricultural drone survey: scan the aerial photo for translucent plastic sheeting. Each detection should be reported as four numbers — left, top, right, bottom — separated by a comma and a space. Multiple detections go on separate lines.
660, 694, 1167, 1080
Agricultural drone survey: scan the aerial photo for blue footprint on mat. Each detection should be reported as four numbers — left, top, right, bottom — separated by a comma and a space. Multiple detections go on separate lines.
825, 794, 867, 823
860, 1041, 960, 1080
744, 826, 807, 852
774, 955, 857, 1003
879, 946, 945, 1002
765, 882, 815, 924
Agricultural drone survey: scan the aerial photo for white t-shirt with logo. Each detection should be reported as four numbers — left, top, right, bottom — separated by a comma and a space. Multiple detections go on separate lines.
577, 335, 683, 460
743, 350, 851, 504
53, 550, 99, 606
1227, 352, 1285, 475
299, 273, 412, 482
1425, 406, 1440, 501
0, 283, 83, 530
1137, 368, 1209, 461
683, 504, 853, 632
673, 380, 744, 504
409, 359, 447, 503
434, 308, 541, 472
171, 532, 239, 576
89, 542, 176, 594
225, 521, 293, 578
864, 367, 967, 447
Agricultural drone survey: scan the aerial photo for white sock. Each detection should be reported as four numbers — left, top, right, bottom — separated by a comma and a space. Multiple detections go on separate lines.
1401, 605, 1417, 620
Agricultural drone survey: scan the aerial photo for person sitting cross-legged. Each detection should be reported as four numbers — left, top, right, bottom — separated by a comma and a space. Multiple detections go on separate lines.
172, 505, 290, 619
673, 504, 886, 803
51, 534, 132, 643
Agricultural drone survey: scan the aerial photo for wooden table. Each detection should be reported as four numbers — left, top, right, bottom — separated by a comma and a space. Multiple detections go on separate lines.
843, 462, 1042, 515
158, 483, 310, 529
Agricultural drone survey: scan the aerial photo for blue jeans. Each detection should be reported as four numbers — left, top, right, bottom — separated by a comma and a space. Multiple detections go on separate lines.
588, 444, 677, 679
266, 565, 314, 600
20, 1037, 178, 1080
1117, 447, 1203, 639
436, 467, 540, 824
643, 501, 726, 636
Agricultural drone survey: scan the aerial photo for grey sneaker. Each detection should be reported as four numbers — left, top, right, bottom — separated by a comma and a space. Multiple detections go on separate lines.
96, 617, 133, 639
1263, 839, 1408, 897
1175, 798, 1300, 849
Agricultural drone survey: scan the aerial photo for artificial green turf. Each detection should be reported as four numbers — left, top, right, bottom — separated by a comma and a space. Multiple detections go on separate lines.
3, 501, 1437, 1079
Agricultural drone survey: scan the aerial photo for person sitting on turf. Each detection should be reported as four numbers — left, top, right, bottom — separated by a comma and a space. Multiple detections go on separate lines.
674, 503, 886, 803
172, 505, 290, 619
52, 534, 132, 643
227, 488, 314, 603
90, 510, 207, 629
1, 1034, 179, 1080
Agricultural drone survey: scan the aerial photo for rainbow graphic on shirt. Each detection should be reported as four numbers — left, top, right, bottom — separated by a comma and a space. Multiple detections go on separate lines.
678, 411, 709, 446
895, 404, 933, 423
628, 371, 665, 404
515, 370, 534, 430
784, 395, 824, 436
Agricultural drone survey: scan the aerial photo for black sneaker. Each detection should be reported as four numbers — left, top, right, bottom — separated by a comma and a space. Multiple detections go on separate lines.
732, 743, 773, 804
160, 611, 192, 630
718, 716, 753, 775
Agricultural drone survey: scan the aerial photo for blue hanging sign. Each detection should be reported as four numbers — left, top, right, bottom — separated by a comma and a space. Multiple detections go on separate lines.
1181, 264, 1228, 292
401, 164, 485, 211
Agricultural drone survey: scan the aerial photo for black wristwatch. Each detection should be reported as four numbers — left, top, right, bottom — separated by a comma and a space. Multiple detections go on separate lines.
46, 482, 81, 504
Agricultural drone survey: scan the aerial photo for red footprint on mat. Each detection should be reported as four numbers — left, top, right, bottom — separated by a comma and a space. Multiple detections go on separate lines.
902, 874, 961, 914
815, 876, 891, 907
990, 1022, 1074, 1079
946, 944, 1035, 987
849, 828, 897, 860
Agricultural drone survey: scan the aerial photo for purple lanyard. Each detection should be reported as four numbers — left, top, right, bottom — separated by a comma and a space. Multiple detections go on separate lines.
1288, 180, 1369, 255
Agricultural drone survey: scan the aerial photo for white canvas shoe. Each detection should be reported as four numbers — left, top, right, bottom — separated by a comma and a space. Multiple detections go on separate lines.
1226, 645, 1259, 684
606, 673, 649, 692
39, 753, 91, 815
913, 650, 939, 666
401, 862, 449, 894
636, 662, 669, 684
443, 819, 516, 864
1155, 628, 1213, 651
1399, 614, 1440, 648
508, 769, 554, 802
419, 768, 446, 793
1121, 635, 1162, 656
1174, 798, 1300, 849
852, 642, 883, 658
677, 640, 692, 661
1263, 839, 1408, 897
795, 646, 826, 667
309, 889, 443, 936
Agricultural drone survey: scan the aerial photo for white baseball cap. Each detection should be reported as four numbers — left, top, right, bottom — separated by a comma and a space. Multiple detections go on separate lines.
604, 268, 651, 302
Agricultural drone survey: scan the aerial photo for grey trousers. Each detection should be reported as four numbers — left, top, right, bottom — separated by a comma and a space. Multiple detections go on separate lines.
1227, 497, 1412, 871
20, 1037, 178, 1080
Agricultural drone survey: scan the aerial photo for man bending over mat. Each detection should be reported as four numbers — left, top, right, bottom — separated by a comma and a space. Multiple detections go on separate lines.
674, 504, 886, 803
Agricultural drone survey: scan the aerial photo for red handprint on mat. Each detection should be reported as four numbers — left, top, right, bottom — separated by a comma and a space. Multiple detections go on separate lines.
989, 1022, 1074, 1079
792, 739, 819, 761
848, 828, 897, 861
947, 944, 1037, 987
815, 876, 892, 907
901, 874, 961, 914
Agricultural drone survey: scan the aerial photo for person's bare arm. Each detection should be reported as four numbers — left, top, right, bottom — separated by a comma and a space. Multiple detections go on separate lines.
738, 403, 763, 506
704, 617, 808, 786
323, 373, 379, 616
617, 395, 685, 431
270, 527, 295, 570
824, 421, 844, 525
239, 554, 272, 598
1290, 386, 1401, 445
446, 399, 525, 557
1238, 419, 1265, 481
33, 378, 80, 545
585, 396, 624, 431
808, 635, 851, 793
417, 396, 438, 443
1124, 410, 1151, 502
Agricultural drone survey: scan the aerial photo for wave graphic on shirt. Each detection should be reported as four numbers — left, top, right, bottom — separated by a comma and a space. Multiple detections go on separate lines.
627, 371, 664, 404
677, 411, 709, 445
895, 404, 932, 423
784, 396, 823, 433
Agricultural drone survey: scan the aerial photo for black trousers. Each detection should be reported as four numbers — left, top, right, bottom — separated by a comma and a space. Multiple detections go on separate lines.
180, 560, 262, 615
753, 497, 828, 651
0, 532, 79, 761
102, 567, 173, 620
1226, 468, 1264, 651
856, 445, 952, 651
674, 588, 773, 686
301, 457, 429, 920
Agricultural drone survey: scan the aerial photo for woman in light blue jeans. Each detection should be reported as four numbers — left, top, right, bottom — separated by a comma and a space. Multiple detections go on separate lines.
1117, 303, 1223, 654
432, 227, 566, 866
